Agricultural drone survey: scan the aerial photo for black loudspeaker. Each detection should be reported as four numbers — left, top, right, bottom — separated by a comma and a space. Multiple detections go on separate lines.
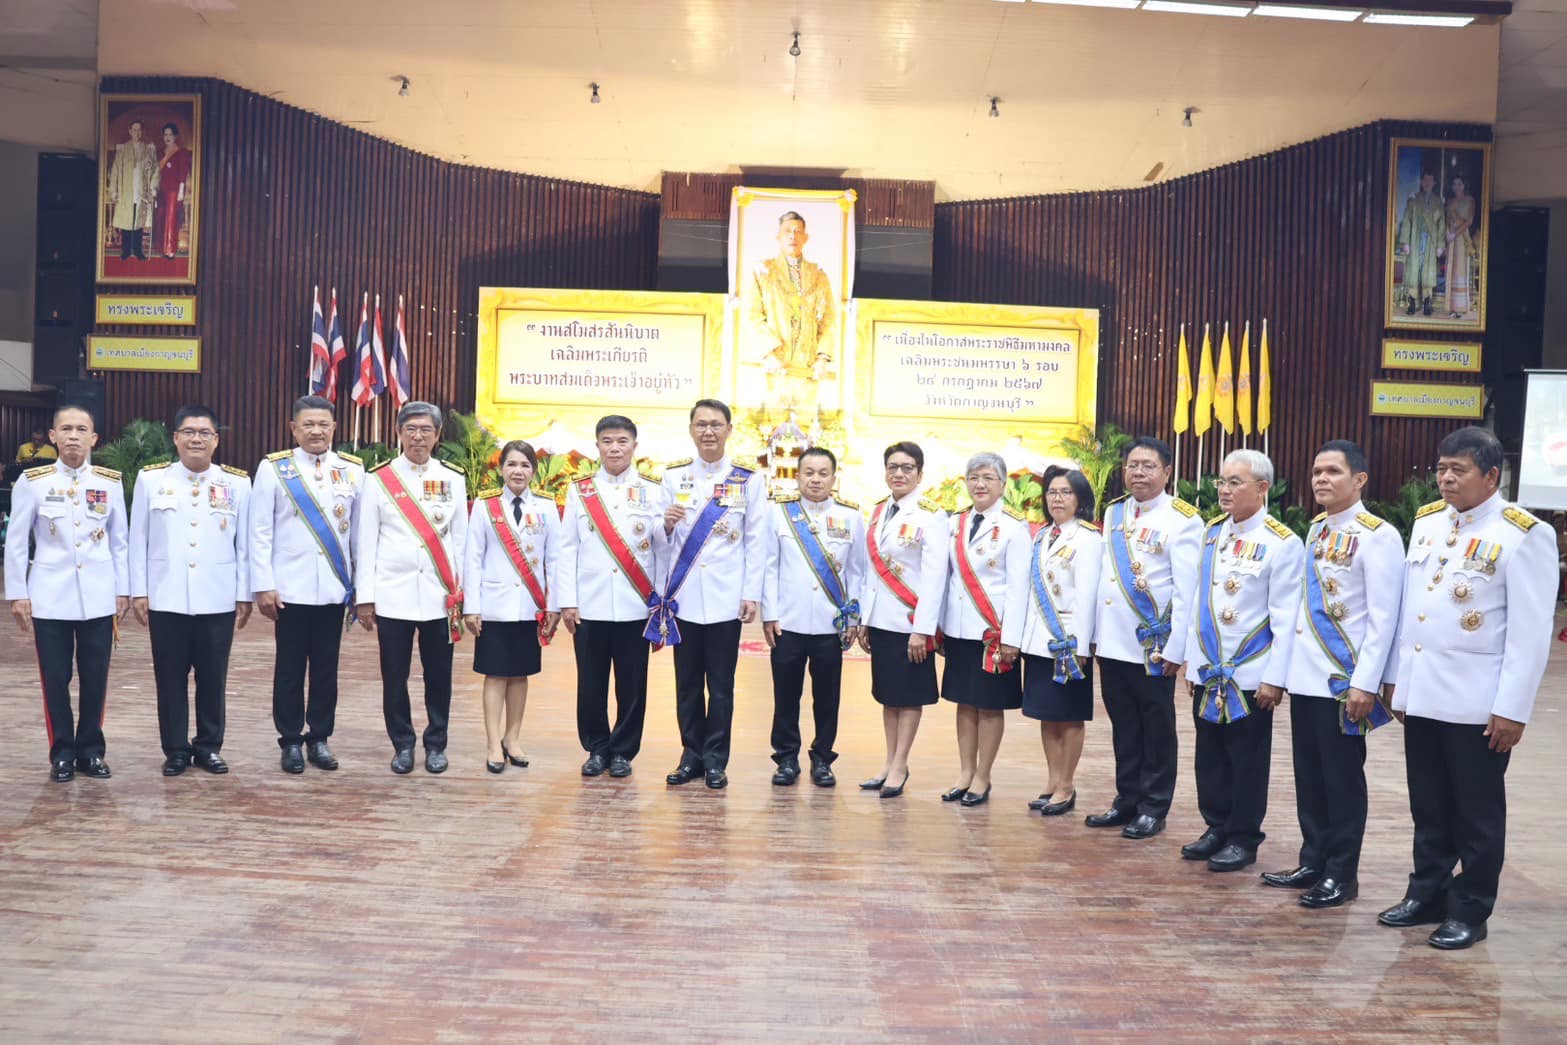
1484, 206, 1550, 448
58, 377, 106, 433
34, 152, 96, 390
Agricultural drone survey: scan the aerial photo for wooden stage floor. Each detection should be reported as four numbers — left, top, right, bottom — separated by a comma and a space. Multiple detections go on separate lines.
2, 616, 1565, 1042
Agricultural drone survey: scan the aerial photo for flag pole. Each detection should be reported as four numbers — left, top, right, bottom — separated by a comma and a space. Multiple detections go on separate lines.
352, 406, 361, 450
1262, 318, 1270, 459
309, 284, 318, 395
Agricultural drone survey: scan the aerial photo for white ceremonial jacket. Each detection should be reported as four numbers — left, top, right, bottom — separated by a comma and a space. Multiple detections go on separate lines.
860, 490, 948, 636
463, 488, 560, 621
247, 447, 362, 605
1389, 493, 1556, 725
761, 493, 869, 636
354, 454, 468, 622
1094, 491, 1204, 667
1282, 501, 1405, 698
940, 505, 1032, 642
130, 461, 252, 614
1180, 508, 1306, 693
4, 460, 129, 620
557, 466, 670, 623
1002, 519, 1104, 660
660, 455, 768, 624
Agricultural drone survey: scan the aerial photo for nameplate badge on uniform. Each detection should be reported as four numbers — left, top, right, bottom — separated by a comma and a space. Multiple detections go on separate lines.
86, 489, 108, 515
45, 490, 66, 504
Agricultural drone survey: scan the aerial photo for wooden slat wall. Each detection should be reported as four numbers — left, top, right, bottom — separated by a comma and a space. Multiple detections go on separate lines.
661, 172, 936, 227
95, 77, 659, 471
934, 120, 1492, 500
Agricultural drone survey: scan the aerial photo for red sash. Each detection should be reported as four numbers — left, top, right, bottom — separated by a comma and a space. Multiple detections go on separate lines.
376, 466, 464, 642
953, 509, 1011, 674
576, 476, 657, 603
867, 499, 921, 625
484, 495, 551, 646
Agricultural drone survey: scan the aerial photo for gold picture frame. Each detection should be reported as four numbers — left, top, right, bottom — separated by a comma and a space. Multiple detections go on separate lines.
97, 93, 202, 285
1384, 138, 1491, 334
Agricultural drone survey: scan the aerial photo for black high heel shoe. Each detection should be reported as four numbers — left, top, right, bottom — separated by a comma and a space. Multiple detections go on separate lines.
502, 743, 529, 768
960, 786, 992, 807
941, 786, 970, 803
486, 759, 505, 774
1040, 790, 1076, 816
859, 776, 887, 790
879, 772, 910, 799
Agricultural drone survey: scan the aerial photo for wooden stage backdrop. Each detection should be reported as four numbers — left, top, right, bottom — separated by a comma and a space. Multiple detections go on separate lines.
90, 77, 1487, 497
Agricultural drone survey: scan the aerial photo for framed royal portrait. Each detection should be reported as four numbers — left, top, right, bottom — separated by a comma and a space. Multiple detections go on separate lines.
1384, 138, 1491, 334
96, 93, 202, 285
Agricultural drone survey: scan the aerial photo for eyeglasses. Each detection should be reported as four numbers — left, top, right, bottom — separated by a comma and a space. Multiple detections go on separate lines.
175, 428, 217, 439
1045, 489, 1075, 499
1124, 461, 1165, 474
691, 421, 728, 432
885, 463, 919, 474
966, 474, 1002, 484
1215, 477, 1262, 490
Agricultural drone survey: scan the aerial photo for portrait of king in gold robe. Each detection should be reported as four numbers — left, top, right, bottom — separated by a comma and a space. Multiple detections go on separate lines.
744, 210, 837, 415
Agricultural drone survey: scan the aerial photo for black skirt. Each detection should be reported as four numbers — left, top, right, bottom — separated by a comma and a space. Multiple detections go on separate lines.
940, 636, 1023, 710
472, 619, 542, 678
868, 626, 939, 707
1021, 653, 1095, 723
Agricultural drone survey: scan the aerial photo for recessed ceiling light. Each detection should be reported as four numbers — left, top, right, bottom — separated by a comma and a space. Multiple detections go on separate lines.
1030, 0, 1144, 9
1363, 11, 1474, 26
1142, 0, 1251, 16
1252, 4, 1363, 20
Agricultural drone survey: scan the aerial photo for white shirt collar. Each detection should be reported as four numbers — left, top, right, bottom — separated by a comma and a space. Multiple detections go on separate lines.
1326, 500, 1364, 527
1450, 491, 1505, 528
1230, 507, 1267, 535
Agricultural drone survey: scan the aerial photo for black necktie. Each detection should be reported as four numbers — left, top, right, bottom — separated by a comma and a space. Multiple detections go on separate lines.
969, 512, 983, 542
512, 495, 523, 525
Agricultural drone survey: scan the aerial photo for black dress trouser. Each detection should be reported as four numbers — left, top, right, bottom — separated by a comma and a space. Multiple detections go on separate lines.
1193, 686, 1273, 851
1403, 714, 1510, 924
150, 610, 235, 757
672, 618, 742, 771
272, 602, 345, 748
769, 630, 842, 765
1290, 694, 1368, 882
34, 616, 114, 763
1097, 656, 1178, 819
574, 618, 651, 760
376, 616, 453, 752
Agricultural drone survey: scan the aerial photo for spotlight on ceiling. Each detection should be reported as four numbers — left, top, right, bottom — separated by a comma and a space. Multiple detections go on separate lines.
989, 96, 1000, 119
1183, 106, 1196, 127
397, 76, 409, 97
789, 31, 801, 57
590, 82, 601, 104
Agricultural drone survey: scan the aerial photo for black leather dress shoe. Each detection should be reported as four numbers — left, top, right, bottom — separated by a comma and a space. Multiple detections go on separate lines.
1377, 898, 1446, 928
502, 743, 529, 768
1181, 829, 1226, 861
1207, 844, 1257, 872
1040, 791, 1077, 816
306, 741, 338, 771
1428, 919, 1487, 950
162, 752, 191, 777
879, 772, 910, 799
582, 753, 608, 777
704, 768, 728, 790
666, 762, 703, 785
390, 748, 415, 775
1086, 807, 1134, 828
280, 744, 306, 774
1300, 878, 1358, 909
941, 786, 970, 803
859, 776, 887, 791
772, 760, 800, 786
50, 759, 75, 782
960, 786, 992, 807
1261, 865, 1322, 889
425, 749, 448, 774
1122, 813, 1165, 839
76, 756, 111, 779
608, 756, 633, 778
808, 756, 835, 788
192, 751, 229, 775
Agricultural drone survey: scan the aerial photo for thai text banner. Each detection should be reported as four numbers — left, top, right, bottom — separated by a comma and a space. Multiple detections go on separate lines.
492, 309, 705, 409
869, 320, 1081, 422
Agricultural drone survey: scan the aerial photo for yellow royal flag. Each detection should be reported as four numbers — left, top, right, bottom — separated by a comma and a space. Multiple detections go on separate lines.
1194, 323, 1214, 437
1214, 323, 1235, 434
1237, 321, 1253, 435
1257, 319, 1273, 434
1173, 325, 1192, 435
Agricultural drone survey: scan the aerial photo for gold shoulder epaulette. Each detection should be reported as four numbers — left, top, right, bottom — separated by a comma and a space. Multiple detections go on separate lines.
636, 463, 660, 483
834, 495, 860, 511
438, 459, 464, 476
1415, 500, 1446, 520
774, 490, 800, 503
1207, 515, 1227, 532
1355, 511, 1385, 531
220, 464, 249, 479
476, 487, 502, 500
1003, 505, 1026, 522
139, 462, 168, 473
919, 495, 942, 513
665, 457, 693, 470
1265, 516, 1294, 539
1078, 518, 1102, 533
1171, 498, 1199, 518
266, 449, 292, 461
338, 451, 362, 466
1312, 511, 1328, 524
24, 464, 54, 480
1106, 492, 1129, 506
1503, 506, 1540, 533
368, 459, 391, 473
732, 455, 758, 472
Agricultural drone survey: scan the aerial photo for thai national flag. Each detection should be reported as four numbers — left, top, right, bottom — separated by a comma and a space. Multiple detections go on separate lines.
388, 294, 411, 410
325, 288, 347, 403
370, 294, 388, 398
308, 286, 330, 395
351, 292, 376, 407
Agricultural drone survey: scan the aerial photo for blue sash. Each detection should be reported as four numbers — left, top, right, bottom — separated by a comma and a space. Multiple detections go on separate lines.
652, 464, 751, 647
1195, 519, 1273, 724
273, 455, 355, 623
782, 499, 860, 650
1107, 498, 1170, 675
1303, 521, 1393, 736
1029, 533, 1085, 685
